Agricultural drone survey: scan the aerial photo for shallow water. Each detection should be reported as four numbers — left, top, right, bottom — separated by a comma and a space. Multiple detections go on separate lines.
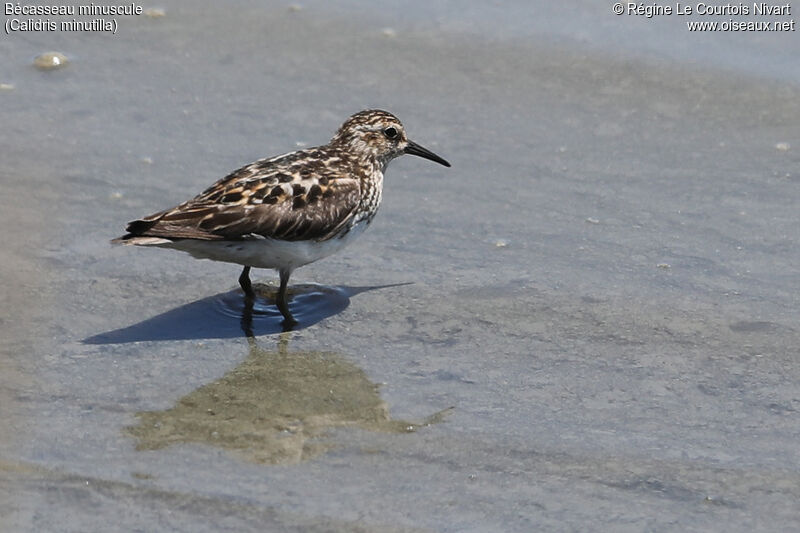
2, 1, 800, 531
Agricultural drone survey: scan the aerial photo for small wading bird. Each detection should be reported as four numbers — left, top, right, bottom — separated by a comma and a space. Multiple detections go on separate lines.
113, 110, 450, 328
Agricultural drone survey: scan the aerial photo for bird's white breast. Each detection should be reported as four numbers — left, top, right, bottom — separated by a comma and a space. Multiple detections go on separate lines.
160, 219, 370, 271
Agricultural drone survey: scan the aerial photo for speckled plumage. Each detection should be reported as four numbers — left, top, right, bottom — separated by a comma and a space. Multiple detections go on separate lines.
113, 110, 450, 327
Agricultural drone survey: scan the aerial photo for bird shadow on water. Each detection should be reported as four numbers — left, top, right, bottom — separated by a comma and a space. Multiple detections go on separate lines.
84, 282, 411, 344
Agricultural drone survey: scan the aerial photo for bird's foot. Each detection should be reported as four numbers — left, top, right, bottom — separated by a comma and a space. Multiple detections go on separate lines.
280, 316, 298, 332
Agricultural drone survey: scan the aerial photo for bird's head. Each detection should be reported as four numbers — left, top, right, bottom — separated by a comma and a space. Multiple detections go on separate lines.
331, 109, 451, 169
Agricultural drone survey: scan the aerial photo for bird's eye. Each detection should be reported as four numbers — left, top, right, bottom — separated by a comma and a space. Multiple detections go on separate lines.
383, 127, 398, 139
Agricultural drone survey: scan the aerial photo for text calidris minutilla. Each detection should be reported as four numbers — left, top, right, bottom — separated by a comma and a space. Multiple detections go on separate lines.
113, 110, 450, 327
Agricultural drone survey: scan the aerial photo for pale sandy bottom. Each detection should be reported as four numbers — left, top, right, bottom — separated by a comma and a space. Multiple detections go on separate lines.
1, 2, 799, 531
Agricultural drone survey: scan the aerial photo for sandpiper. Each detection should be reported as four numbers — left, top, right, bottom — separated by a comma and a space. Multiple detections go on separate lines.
113, 110, 450, 327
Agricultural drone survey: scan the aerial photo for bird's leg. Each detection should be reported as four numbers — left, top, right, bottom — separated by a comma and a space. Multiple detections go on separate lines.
277, 268, 297, 329
239, 266, 255, 299
240, 293, 255, 339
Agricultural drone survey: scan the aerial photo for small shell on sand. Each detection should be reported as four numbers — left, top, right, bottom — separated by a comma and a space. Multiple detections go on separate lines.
775, 142, 790, 152
34, 52, 69, 70
144, 7, 166, 18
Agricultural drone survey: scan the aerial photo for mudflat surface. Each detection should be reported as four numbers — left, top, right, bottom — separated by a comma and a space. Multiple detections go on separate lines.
1, 2, 799, 531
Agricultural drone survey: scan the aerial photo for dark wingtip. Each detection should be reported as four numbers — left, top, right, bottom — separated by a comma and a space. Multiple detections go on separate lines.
110, 218, 159, 244
126, 219, 158, 235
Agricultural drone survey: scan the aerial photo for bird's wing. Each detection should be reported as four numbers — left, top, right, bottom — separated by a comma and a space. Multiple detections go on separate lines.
115, 151, 361, 243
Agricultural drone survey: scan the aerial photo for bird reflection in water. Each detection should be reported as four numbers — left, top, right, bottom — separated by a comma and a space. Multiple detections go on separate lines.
127, 328, 451, 465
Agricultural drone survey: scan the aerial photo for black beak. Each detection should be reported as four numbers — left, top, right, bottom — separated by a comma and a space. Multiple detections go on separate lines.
404, 140, 451, 167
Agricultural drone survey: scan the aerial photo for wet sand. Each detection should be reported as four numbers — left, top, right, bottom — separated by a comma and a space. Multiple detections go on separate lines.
1, 1, 799, 531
